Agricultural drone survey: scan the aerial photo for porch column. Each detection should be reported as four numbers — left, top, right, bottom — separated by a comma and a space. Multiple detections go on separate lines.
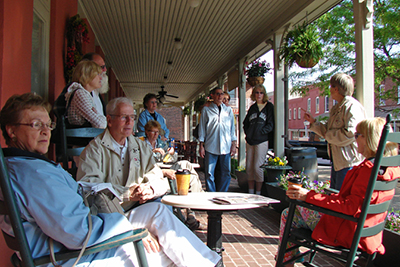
273, 32, 285, 157
188, 101, 194, 141
218, 75, 225, 90
353, 0, 374, 118
238, 58, 247, 167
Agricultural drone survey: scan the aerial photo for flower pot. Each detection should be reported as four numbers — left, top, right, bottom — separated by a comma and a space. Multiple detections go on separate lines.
374, 229, 400, 266
295, 57, 320, 68
247, 77, 265, 87
262, 165, 292, 183
235, 170, 248, 191
263, 182, 289, 212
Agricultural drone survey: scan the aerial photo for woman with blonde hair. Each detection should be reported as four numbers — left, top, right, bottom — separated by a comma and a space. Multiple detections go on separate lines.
243, 84, 274, 194
65, 60, 107, 128
276, 117, 399, 266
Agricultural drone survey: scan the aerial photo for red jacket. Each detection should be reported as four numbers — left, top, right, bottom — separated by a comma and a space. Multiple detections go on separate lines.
306, 159, 400, 254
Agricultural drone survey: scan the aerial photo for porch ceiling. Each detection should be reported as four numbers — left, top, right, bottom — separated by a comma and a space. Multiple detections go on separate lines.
78, 0, 342, 107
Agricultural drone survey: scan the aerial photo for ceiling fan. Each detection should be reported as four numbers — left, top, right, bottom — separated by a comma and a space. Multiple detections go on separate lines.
157, 85, 178, 103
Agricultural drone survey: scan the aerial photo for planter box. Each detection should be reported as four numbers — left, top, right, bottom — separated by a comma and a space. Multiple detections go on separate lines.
235, 170, 248, 192
374, 229, 400, 266
262, 182, 289, 213
262, 166, 292, 183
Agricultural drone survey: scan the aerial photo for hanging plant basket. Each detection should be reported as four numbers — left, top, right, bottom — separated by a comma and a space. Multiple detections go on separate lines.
295, 56, 320, 68
247, 77, 265, 87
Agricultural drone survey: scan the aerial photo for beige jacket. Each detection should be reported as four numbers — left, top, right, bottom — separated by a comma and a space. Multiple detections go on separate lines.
77, 129, 169, 206
310, 96, 366, 171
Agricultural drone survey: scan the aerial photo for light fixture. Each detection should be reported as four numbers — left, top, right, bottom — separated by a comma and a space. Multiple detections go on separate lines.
188, 0, 200, 8
163, 75, 168, 83
159, 96, 166, 103
167, 61, 173, 71
174, 38, 183, 50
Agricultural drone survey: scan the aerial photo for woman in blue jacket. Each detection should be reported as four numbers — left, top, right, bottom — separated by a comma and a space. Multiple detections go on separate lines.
243, 84, 274, 195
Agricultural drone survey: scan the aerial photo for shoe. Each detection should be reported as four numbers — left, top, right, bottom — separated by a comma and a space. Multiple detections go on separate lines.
186, 219, 207, 231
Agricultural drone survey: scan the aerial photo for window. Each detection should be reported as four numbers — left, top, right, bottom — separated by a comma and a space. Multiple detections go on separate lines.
289, 109, 291, 120
379, 85, 385, 106
333, 100, 338, 106
398, 86, 400, 104
325, 96, 329, 112
307, 98, 311, 112
298, 108, 301, 119
315, 97, 319, 114
293, 108, 296, 120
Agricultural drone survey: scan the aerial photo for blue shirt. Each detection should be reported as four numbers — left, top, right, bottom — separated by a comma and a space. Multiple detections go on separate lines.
136, 109, 170, 139
198, 103, 237, 155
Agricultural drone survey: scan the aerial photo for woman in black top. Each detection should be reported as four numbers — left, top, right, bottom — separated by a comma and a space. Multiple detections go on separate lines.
243, 84, 274, 194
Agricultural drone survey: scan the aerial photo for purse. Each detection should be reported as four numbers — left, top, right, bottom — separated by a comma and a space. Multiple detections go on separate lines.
49, 184, 124, 267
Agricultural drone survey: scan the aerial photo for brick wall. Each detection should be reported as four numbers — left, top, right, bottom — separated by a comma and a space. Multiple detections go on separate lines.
157, 106, 184, 141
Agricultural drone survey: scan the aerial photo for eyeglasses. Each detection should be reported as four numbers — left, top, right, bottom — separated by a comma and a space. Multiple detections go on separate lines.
110, 114, 135, 122
149, 101, 158, 104
255, 91, 264, 95
354, 132, 363, 139
100, 65, 106, 70
14, 121, 56, 131
147, 130, 159, 134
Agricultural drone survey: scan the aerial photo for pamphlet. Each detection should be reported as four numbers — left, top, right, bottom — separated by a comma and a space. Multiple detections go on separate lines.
211, 195, 276, 205
78, 181, 122, 201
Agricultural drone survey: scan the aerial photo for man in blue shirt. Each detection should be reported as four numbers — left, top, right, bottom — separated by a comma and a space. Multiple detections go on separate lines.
198, 87, 237, 192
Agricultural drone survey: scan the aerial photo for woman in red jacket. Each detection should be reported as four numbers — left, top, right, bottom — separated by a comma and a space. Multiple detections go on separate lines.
276, 117, 400, 265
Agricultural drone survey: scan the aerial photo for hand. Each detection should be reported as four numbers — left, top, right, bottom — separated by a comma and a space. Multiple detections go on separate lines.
286, 185, 309, 201
199, 145, 205, 158
303, 112, 315, 124
162, 169, 176, 180
167, 147, 175, 155
230, 142, 237, 156
130, 184, 154, 203
153, 148, 165, 156
143, 233, 160, 253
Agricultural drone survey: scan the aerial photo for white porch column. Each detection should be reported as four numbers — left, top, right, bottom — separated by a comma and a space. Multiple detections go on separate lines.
238, 58, 247, 167
188, 101, 194, 141
273, 33, 285, 157
353, 0, 374, 118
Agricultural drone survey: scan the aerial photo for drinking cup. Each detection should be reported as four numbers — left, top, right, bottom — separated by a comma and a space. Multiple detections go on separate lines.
175, 169, 191, 195
288, 177, 302, 188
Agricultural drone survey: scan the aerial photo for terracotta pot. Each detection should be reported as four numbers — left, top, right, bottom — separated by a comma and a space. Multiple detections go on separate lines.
295, 57, 320, 68
247, 77, 265, 87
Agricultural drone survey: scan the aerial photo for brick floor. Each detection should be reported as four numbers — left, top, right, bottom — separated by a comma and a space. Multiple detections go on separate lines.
192, 167, 347, 267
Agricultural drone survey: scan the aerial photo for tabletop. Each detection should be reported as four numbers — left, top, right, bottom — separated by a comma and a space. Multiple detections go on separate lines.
161, 192, 280, 211
156, 162, 200, 169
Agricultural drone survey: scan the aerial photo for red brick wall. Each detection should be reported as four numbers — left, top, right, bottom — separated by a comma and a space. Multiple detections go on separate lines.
157, 107, 184, 141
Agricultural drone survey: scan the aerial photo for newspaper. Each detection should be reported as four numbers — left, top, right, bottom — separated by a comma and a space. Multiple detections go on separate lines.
211, 195, 275, 205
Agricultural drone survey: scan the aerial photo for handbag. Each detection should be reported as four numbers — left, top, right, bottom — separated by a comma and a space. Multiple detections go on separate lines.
49, 184, 124, 267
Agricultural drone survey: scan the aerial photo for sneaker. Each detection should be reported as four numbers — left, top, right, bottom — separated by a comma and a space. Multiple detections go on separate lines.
186, 219, 207, 231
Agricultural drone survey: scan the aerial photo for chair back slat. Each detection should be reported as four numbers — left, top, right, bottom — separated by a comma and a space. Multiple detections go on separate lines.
360, 221, 386, 238
374, 179, 398, 191
65, 127, 104, 138
67, 147, 85, 157
386, 131, 400, 143
0, 148, 35, 266
380, 154, 400, 167
367, 200, 393, 214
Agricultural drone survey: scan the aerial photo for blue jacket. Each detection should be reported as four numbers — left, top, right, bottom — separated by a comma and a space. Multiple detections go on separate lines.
0, 148, 132, 266
136, 109, 170, 139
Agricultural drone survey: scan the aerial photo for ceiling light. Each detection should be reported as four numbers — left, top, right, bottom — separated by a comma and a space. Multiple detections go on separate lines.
188, 0, 200, 8
159, 96, 166, 103
167, 61, 173, 71
163, 75, 168, 83
174, 38, 183, 50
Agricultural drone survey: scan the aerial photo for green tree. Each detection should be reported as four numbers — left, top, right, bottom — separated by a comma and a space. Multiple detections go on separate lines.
290, 0, 400, 106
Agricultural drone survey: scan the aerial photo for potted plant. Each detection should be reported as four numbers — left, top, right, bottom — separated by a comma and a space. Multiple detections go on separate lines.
279, 22, 323, 68
245, 59, 271, 86
260, 156, 292, 183
374, 209, 400, 266
182, 105, 191, 116
235, 166, 248, 191
194, 96, 207, 113
264, 171, 330, 212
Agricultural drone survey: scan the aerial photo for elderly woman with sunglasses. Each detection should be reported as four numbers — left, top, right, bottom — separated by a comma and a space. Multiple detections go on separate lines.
243, 84, 274, 195
0, 93, 220, 267
276, 117, 400, 266
65, 60, 107, 129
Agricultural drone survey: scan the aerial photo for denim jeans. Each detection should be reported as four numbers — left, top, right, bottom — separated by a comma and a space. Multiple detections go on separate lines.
204, 152, 231, 192
330, 162, 351, 190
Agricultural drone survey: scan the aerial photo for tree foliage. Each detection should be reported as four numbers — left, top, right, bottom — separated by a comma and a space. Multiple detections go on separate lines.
290, 0, 400, 105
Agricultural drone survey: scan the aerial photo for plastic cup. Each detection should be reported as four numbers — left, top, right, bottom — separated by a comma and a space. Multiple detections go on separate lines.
288, 177, 302, 188
175, 169, 191, 195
